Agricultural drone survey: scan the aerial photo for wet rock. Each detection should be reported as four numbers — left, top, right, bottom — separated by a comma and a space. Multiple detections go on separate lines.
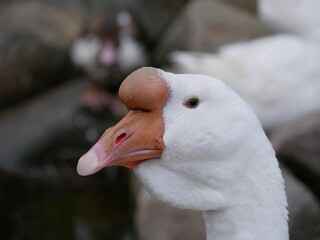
155, 0, 266, 64
0, 1, 85, 105
271, 112, 320, 201
282, 166, 320, 240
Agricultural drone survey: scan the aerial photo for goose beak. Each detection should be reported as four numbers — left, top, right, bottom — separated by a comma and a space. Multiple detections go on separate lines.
77, 67, 169, 176
77, 110, 165, 176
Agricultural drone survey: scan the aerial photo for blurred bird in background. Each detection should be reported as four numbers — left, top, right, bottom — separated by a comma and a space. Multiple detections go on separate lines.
170, 0, 320, 131
71, 10, 149, 116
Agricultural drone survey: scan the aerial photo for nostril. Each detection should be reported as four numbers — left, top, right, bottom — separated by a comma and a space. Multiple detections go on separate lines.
115, 132, 127, 144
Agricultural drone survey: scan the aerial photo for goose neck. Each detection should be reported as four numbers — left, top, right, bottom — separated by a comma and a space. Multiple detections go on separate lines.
202, 198, 288, 240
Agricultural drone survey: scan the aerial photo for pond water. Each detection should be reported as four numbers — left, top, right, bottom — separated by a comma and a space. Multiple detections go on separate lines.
0, 109, 137, 240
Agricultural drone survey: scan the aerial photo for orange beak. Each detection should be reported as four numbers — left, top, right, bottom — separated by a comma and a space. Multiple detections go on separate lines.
77, 67, 169, 176
77, 109, 165, 175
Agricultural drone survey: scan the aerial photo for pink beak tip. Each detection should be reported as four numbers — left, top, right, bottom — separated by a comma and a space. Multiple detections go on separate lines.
77, 151, 99, 176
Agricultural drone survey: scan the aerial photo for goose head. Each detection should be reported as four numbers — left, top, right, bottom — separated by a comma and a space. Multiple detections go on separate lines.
77, 67, 288, 239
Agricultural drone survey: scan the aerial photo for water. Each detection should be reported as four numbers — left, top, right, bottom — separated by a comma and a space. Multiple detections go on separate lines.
0, 109, 136, 240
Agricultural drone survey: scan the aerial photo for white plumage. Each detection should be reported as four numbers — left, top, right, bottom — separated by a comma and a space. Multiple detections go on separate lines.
70, 35, 102, 75
77, 67, 289, 240
135, 69, 289, 240
170, 35, 320, 129
70, 10, 148, 75
169, 0, 320, 130
116, 10, 149, 73
259, 0, 320, 41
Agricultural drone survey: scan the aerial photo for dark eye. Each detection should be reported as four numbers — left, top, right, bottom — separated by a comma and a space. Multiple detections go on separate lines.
183, 97, 200, 109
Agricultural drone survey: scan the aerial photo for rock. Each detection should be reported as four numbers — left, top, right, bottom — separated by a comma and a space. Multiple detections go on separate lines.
131, 0, 188, 44
222, 0, 257, 12
0, 79, 89, 172
0, 1, 85, 105
271, 112, 320, 201
155, 0, 266, 64
135, 187, 205, 240
282, 166, 320, 240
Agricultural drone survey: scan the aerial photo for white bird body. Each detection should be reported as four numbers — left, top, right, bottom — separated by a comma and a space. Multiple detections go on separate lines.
116, 10, 149, 73
70, 10, 148, 76
77, 67, 289, 240
117, 32, 149, 73
169, 0, 320, 130
170, 34, 320, 129
70, 35, 102, 74
259, 0, 320, 41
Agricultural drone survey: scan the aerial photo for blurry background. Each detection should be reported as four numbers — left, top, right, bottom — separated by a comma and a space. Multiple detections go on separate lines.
0, 0, 319, 239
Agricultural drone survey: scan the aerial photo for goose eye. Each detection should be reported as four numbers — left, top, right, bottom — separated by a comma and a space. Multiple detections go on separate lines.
183, 97, 200, 109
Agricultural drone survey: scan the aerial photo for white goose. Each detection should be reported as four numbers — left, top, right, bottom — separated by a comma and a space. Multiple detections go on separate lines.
170, 35, 320, 130
259, 0, 320, 41
170, 0, 320, 130
77, 67, 289, 240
